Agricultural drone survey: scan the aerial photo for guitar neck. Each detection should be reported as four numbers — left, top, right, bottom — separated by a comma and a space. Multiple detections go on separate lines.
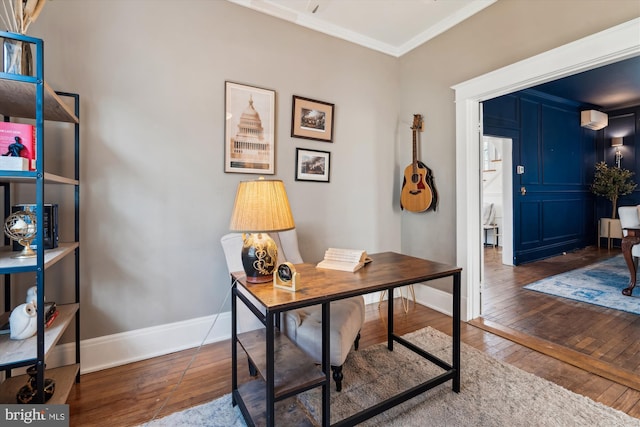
412, 130, 418, 172
411, 114, 422, 173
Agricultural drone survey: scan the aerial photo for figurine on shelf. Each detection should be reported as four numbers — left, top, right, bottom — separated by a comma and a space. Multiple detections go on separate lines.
3, 136, 25, 157
26, 285, 37, 306
9, 302, 37, 340
16, 364, 56, 404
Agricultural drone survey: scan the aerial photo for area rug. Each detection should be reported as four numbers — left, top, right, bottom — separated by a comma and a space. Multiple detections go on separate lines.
523, 254, 640, 315
139, 327, 639, 427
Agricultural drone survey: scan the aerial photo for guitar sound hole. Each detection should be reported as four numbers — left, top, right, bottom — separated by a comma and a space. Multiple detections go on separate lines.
411, 174, 420, 183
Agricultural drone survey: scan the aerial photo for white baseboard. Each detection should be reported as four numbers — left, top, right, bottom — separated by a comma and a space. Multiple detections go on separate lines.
413, 284, 455, 317
47, 286, 459, 374
49, 311, 233, 374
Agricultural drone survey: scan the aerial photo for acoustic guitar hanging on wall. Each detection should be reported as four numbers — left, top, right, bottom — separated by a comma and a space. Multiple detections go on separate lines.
400, 114, 438, 212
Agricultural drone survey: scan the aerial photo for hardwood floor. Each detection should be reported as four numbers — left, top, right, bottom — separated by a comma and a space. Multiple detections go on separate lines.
67, 260, 640, 426
480, 246, 640, 376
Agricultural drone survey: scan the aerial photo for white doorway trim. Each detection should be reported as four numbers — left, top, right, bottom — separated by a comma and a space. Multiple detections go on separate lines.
501, 139, 513, 266
452, 18, 640, 321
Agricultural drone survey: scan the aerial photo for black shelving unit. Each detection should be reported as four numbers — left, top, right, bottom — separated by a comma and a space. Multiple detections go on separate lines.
0, 31, 80, 404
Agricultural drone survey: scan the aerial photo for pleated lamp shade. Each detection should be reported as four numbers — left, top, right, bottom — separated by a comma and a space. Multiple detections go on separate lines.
229, 178, 295, 232
229, 178, 295, 283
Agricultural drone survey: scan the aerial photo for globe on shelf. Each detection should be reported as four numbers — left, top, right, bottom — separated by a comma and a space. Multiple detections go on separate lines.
4, 210, 37, 258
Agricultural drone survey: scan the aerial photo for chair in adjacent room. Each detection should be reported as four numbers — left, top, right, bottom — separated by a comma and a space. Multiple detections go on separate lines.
221, 229, 365, 391
482, 202, 499, 247
618, 206, 640, 234
619, 206, 640, 259
618, 206, 640, 295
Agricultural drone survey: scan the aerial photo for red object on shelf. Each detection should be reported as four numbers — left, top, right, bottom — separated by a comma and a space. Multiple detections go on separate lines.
0, 122, 36, 170
45, 309, 59, 328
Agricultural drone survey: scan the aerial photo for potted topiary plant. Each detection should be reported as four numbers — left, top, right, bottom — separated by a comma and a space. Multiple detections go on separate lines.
591, 161, 637, 248
591, 161, 637, 219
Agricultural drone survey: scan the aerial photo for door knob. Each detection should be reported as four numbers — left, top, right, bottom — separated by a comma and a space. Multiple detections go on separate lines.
520, 186, 527, 196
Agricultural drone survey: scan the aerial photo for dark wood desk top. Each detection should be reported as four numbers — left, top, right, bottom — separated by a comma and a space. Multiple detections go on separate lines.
231, 251, 461, 312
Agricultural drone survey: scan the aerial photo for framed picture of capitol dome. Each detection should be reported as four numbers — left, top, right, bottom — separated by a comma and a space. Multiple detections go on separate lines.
225, 81, 276, 174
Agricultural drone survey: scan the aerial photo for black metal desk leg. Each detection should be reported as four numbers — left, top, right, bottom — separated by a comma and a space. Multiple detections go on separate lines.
322, 302, 330, 427
231, 280, 237, 406
452, 272, 461, 393
266, 313, 275, 426
387, 287, 394, 351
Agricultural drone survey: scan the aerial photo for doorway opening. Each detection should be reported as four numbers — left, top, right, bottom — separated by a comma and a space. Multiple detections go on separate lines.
481, 135, 513, 268
453, 18, 640, 322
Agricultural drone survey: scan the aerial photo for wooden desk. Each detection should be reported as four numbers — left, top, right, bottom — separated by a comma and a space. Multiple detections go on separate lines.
230, 251, 462, 427
622, 228, 640, 296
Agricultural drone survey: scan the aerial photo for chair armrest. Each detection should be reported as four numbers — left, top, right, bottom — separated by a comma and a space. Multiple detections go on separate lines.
283, 310, 302, 328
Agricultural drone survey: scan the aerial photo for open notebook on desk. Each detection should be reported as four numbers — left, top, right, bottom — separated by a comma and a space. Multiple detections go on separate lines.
316, 248, 372, 272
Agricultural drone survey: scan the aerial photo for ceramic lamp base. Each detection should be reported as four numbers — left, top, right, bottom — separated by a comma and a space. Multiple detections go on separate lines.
242, 232, 278, 283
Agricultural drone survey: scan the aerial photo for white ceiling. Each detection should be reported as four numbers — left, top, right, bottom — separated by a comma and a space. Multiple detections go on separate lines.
226, 0, 497, 57
227, 1, 640, 109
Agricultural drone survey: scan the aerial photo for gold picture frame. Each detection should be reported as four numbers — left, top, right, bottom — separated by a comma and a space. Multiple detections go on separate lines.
291, 95, 334, 142
225, 81, 276, 174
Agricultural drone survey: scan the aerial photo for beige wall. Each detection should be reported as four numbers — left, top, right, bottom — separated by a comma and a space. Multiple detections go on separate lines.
29, 0, 401, 339
398, 0, 639, 293
26, 0, 640, 342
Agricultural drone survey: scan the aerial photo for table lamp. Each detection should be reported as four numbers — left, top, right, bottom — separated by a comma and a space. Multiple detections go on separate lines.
229, 178, 295, 283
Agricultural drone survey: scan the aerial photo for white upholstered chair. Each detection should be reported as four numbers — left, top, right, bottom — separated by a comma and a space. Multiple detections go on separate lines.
221, 230, 365, 391
619, 206, 640, 258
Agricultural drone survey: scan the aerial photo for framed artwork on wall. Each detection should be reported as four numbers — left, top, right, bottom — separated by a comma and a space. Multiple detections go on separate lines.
225, 81, 276, 174
295, 148, 331, 182
291, 96, 334, 142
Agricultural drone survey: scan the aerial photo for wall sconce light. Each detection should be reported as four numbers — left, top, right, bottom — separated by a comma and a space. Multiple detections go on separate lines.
612, 137, 623, 168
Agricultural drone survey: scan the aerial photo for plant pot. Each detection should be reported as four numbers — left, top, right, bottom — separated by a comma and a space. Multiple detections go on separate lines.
598, 218, 622, 250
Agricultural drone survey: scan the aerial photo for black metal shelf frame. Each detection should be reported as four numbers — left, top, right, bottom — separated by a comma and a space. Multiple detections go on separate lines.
0, 30, 80, 403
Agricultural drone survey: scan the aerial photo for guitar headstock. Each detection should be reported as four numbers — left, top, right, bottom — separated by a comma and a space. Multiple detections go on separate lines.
411, 114, 423, 132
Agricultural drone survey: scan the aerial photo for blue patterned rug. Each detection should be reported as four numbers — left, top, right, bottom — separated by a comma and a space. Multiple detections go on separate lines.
524, 254, 640, 315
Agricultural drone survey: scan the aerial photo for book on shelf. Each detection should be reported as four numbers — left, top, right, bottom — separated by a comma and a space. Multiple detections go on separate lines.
45, 309, 59, 328
0, 122, 36, 171
0, 156, 29, 171
45, 302, 57, 322
316, 248, 372, 272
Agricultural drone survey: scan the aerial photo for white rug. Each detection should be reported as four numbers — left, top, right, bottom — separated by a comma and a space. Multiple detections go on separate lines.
140, 327, 640, 426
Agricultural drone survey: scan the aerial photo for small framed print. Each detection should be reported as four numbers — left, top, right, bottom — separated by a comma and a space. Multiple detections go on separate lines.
291, 96, 334, 142
225, 81, 276, 174
295, 148, 330, 182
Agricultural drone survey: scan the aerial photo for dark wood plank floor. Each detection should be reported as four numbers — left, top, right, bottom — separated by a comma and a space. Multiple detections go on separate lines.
67, 254, 640, 427
481, 246, 640, 373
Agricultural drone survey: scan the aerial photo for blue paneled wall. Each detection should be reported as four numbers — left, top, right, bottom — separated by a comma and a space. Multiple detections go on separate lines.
484, 90, 606, 264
